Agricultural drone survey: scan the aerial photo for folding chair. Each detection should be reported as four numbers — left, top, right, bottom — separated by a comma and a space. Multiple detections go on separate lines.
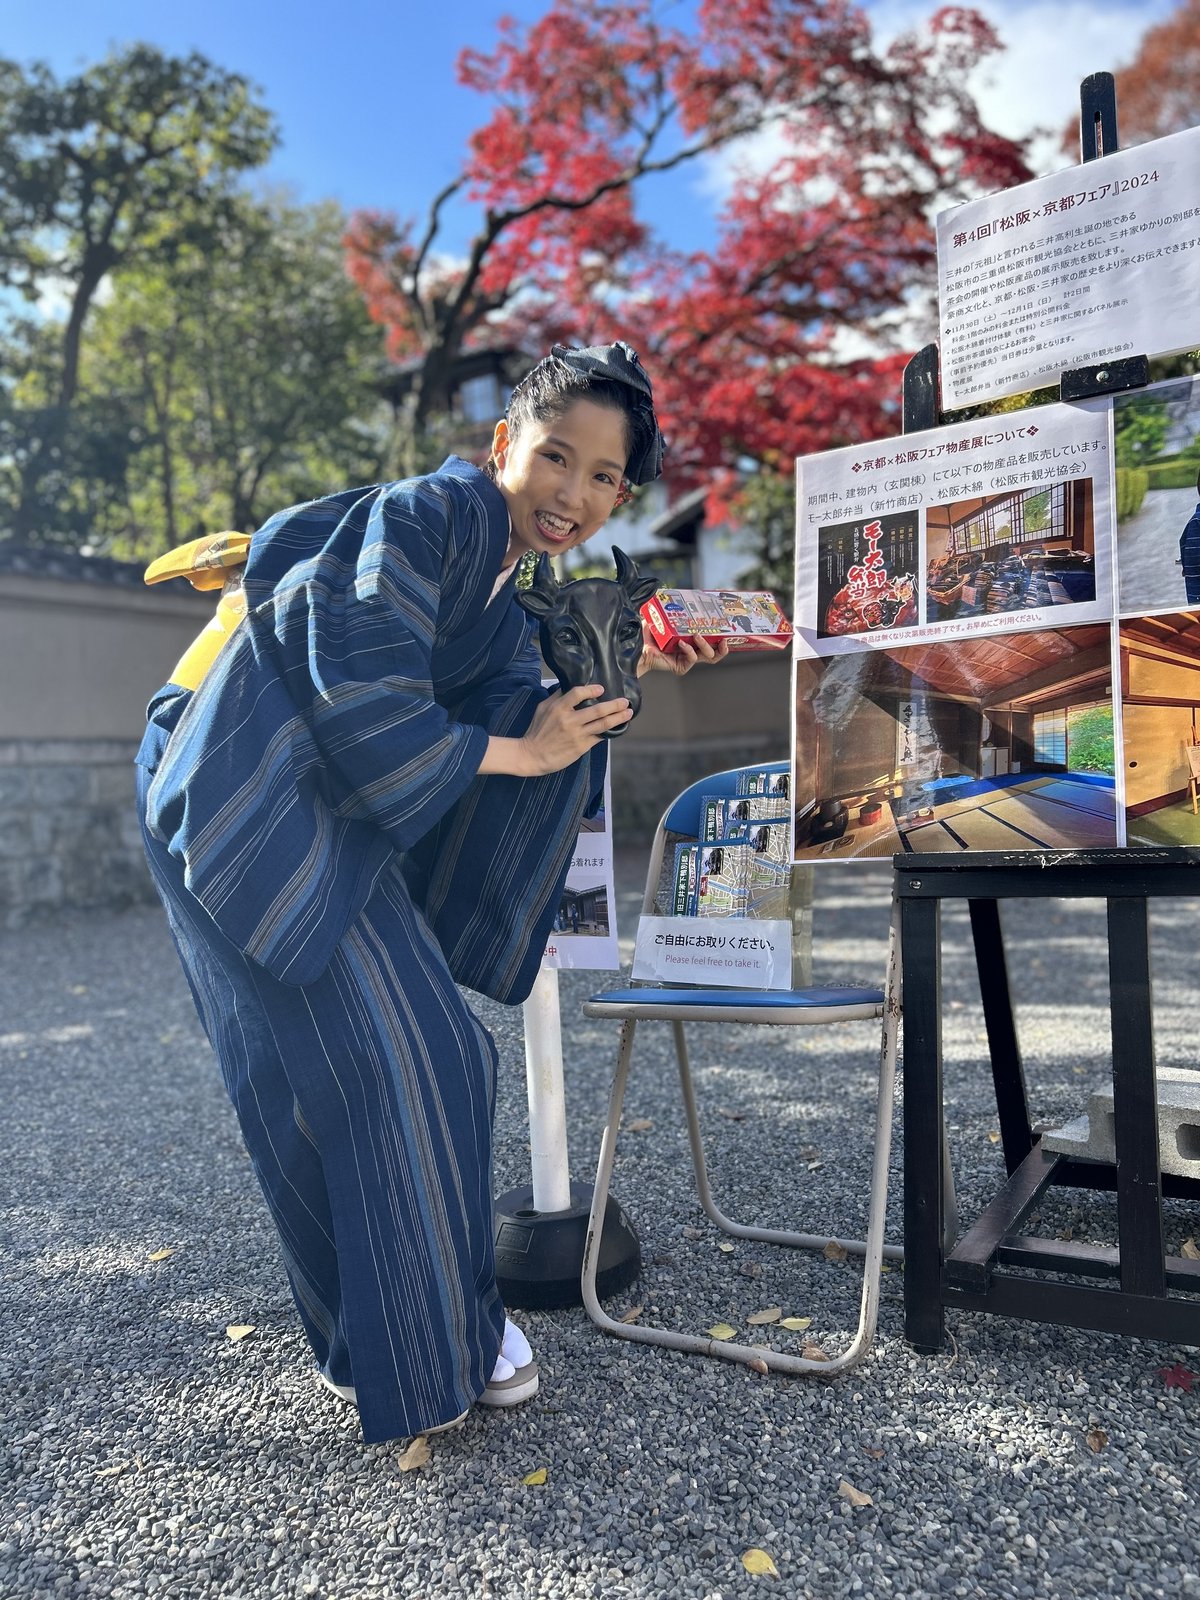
580, 761, 911, 1376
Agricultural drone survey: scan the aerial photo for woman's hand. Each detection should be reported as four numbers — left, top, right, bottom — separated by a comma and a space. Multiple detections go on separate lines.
637, 628, 731, 677
516, 685, 634, 775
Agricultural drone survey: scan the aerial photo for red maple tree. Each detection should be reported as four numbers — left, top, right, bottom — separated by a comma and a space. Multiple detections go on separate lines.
1062, 0, 1200, 156
345, 0, 1030, 485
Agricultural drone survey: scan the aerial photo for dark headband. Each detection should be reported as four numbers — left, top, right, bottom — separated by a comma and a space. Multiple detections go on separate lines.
533, 341, 665, 485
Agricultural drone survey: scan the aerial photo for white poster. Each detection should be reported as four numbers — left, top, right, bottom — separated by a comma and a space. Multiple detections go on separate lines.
936, 124, 1200, 410
793, 400, 1113, 659
792, 399, 1122, 864
541, 765, 618, 971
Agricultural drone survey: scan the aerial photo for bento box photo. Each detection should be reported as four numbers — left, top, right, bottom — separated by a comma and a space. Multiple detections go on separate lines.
640, 588, 793, 653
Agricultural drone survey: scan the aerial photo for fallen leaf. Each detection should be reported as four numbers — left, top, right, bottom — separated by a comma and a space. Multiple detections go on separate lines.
682, 1226, 705, 1241
880, 1263, 892, 1274
706, 1323, 738, 1341
823, 1241, 848, 1263
799, 1147, 819, 1160
718, 1242, 735, 1254
863, 1447, 885, 1460
802, 1340, 830, 1362
69, 985, 88, 995
737, 1261, 763, 1278
522, 1467, 548, 1486
779, 1316, 813, 1332
145, 1247, 174, 1263
1085, 1428, 1108, 1453
747, 1356, 770, 1376
1181, 1237, 1200, 1261
619, 1305, 644, 1324
987, 1131, 1000, 1144
717, 1107, 747, 1122
93, 1463, 130, 1479
741, 1548, 779, 1577
838, 1479, 873, 1508
397, 1437, 431, 1471
747, 1307, 782, 1326
225, 1324, 256, 1342
626, 1118, 653, 1132
1158, 1363, 1195, 1392
806, 1160, 823, 1172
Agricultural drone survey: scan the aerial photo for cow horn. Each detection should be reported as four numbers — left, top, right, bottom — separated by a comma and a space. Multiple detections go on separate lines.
613, 545, 660, 607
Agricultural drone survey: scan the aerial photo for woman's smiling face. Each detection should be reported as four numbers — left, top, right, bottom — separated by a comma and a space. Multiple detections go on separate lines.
493, 398, 629, 566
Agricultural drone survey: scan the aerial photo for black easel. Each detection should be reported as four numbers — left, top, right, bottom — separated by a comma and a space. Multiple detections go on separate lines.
894, 76, 1200, 1351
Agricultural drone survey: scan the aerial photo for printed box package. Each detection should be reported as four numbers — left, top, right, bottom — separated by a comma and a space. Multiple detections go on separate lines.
641, 588, 793, 654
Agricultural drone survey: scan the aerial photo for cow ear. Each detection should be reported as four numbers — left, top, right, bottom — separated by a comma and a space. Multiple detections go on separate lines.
613, 545, 660, 608
514, 553, 560, 619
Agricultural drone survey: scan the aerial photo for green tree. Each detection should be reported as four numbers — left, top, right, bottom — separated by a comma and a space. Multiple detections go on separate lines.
1067, 704, 1115, 775
78, 195, 387, 559
0, 44, 276, 539
1113, 400, 1169, 469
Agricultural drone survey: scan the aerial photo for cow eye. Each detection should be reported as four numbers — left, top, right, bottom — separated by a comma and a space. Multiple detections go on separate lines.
556, 626, 581, 646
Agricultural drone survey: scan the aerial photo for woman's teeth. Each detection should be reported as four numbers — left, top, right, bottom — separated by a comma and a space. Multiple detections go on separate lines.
537, 511, 575, 540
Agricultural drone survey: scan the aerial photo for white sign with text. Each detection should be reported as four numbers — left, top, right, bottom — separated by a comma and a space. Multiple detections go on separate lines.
541, 765, 619, 971
632, 916, 792, 990
936, 124, 1200, 409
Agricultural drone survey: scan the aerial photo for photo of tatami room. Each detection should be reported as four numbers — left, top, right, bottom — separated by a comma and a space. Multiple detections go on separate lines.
1121, 613, 1200, 847
793, 626, 1117, 861
925, 480, 1095, 622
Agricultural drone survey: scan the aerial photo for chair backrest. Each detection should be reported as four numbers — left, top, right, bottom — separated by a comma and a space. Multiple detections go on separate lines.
661, 759, 789, 837
642, 760, 791, 920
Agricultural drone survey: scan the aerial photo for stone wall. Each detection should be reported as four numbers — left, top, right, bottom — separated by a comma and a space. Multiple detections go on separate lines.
0, 739, 150, 924
0, 547, 793, 919
0, 549, 210, 927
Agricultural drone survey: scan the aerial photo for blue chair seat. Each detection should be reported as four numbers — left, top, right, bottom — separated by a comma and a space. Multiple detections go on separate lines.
584, 984, 884, 1024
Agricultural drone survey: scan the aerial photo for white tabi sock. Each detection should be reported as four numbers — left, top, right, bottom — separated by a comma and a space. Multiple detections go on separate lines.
501, 1317, 533, 1370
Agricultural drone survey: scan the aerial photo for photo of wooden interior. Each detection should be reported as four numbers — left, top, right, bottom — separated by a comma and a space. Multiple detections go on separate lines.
793, 625, 1117, 860
925, 479, 1096, 622
1121, 612, 1200, 847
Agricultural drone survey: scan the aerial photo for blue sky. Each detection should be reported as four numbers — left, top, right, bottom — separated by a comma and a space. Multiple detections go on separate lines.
4, 0, 1176, 258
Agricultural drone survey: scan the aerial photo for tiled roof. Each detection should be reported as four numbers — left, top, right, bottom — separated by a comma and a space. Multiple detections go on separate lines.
0, 542, 189, 593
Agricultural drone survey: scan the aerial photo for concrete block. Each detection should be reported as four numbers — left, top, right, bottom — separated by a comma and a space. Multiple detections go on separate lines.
1041, 1070, 1200, 1179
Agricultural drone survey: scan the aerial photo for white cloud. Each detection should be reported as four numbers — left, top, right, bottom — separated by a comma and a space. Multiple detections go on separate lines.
698, 0, 1176, 202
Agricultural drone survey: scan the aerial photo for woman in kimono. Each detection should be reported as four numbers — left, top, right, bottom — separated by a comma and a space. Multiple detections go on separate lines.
136, 342, 722, 1445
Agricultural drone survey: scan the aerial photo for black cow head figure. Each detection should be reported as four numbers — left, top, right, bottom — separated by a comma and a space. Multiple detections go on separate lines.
516, 546, 659, 737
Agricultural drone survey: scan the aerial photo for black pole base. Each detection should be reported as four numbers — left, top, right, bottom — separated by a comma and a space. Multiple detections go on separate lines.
493, 1180, 640, 1310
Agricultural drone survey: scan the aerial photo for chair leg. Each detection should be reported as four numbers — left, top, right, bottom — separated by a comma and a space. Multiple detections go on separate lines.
673, 1018, 904, 1263
582, 913, 904, 1377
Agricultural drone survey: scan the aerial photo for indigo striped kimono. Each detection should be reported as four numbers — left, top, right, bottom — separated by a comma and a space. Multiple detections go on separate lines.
136, 458, 605, 1443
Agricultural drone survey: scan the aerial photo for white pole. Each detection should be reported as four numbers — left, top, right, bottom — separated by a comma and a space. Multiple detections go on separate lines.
523, 965, 573, 1213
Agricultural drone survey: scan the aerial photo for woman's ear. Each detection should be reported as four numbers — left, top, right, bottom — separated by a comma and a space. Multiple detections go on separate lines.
491, 419, 510, 475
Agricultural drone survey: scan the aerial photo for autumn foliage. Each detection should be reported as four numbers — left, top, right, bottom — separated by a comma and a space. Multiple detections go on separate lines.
345, 0, 1031, 486
1062, 0, 1200, 156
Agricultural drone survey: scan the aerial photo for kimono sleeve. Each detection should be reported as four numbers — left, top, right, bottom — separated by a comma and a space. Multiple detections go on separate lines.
142, 477, 494, 986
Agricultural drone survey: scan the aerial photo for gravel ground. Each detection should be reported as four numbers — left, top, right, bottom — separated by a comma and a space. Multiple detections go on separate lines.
2, 853, 1198, 1600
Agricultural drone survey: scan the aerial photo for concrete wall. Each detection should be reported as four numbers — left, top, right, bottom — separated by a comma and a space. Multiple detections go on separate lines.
610, 650, 792, 839
0, 567, 210, 925
0, 561, 793, 918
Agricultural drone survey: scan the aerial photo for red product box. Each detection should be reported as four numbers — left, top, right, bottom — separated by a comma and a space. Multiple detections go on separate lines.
640, 588, 793, 653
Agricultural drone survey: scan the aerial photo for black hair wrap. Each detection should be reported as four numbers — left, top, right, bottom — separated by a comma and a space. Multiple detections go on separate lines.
538, 341, 665, 485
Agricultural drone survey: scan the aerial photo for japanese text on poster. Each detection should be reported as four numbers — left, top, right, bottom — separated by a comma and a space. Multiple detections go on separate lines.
541, 765, 618, 971
936, 124, 1200, 409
